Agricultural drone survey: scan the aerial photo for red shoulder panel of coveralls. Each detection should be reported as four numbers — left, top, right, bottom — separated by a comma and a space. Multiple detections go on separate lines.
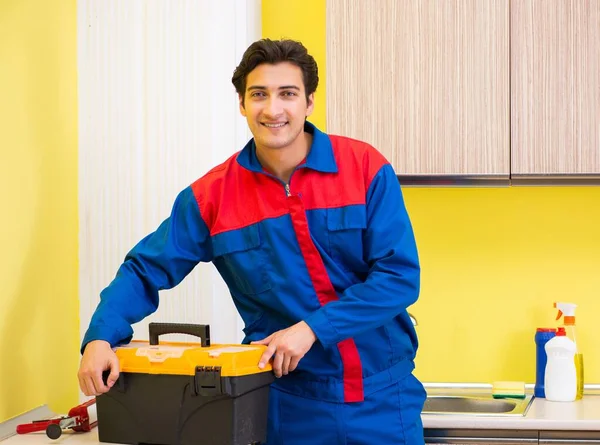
190, 135, 390, 235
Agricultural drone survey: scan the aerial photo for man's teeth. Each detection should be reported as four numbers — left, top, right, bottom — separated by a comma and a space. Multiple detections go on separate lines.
263, 122, 286, 128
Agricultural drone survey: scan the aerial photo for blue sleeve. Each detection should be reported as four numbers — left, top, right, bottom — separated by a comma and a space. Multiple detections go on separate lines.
304, 164, 420, 347
81, 186, 213, 352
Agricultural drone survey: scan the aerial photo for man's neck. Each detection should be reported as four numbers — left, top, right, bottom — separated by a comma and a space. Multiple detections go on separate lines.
256, 132, 313, 184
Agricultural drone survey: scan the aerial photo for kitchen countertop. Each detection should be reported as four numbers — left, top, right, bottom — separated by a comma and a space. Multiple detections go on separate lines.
423, 394, 600, 431
3, 395, 600, 444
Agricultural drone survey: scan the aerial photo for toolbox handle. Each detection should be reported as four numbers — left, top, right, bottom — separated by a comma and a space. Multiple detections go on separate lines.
148, 323, 211, 347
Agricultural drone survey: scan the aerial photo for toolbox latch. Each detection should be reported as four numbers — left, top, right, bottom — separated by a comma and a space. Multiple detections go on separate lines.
194, 366, 223, 397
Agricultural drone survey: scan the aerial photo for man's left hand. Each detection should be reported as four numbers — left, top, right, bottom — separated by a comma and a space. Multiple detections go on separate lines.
251, 321, 316, 378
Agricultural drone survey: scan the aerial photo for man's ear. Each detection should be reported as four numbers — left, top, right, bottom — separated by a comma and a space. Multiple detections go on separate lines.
306, 93, 315, 117
238, 94, 246, 117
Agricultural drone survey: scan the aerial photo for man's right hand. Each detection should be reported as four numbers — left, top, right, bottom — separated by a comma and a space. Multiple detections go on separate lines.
77, 340, 120, 396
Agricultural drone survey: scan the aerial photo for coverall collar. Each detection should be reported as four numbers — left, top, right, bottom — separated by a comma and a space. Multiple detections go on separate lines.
237, 121, 338, 174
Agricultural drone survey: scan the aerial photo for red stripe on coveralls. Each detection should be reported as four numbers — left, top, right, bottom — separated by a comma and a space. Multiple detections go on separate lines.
286, 194, 364, 403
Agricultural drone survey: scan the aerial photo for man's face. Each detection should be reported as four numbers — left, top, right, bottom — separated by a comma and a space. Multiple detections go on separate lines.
240, 62, 314, 151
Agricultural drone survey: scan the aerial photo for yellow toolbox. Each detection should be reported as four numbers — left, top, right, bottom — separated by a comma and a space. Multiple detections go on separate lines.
96, 323, 274, 445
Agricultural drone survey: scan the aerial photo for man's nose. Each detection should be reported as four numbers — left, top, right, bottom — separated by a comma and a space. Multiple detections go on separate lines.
264, 97, 284, 118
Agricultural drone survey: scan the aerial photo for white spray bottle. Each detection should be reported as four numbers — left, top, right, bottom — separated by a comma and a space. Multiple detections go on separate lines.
555, 302, 584, 400
544, 327, 577, 402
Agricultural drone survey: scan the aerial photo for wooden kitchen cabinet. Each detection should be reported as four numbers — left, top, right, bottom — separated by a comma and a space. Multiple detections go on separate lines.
326, 0, 510, 179
510, 0, 600, 177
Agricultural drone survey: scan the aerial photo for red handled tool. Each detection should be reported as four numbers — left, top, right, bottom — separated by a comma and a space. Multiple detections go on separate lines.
16, 398, 97, 440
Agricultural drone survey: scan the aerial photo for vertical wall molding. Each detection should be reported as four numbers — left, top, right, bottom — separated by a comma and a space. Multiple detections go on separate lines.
78, 1, 261, 350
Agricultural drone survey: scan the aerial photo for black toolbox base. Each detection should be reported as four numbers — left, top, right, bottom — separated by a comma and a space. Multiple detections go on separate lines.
96, 373, 271, 445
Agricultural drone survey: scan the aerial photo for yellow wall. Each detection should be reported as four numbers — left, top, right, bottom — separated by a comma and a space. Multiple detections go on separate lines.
262, 0, 326, 130
263, 1, 600, 384
0, 0, 78, 422
407, 187, 600, 383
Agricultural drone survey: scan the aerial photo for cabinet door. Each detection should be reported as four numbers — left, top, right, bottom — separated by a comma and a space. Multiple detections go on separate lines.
511, 0, 600, 177
326, 0, 510, 179
425, 428, 538, 444
540, 429, 600, 443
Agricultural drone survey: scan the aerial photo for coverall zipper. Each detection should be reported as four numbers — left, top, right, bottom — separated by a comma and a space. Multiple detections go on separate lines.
261, 168, 300, 197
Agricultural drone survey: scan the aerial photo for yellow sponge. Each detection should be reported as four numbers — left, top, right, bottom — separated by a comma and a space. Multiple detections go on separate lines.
492, 381, 526, 399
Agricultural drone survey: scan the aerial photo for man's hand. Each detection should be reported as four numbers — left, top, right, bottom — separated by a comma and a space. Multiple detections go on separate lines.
77, 340, 120, 396
251, 321, 317, 378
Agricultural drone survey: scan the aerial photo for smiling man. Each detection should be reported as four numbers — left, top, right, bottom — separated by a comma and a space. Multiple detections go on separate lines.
78, 39, 425, 445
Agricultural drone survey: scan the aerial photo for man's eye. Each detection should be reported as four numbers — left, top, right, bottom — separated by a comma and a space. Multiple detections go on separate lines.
251, 92, 266, 97
282, 91, 297, 97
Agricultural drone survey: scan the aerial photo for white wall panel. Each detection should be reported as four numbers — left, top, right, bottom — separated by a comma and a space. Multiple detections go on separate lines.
78, 1, 261, 349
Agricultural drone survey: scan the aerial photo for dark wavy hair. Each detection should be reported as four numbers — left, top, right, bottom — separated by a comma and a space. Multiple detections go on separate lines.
232, 39, 319, 105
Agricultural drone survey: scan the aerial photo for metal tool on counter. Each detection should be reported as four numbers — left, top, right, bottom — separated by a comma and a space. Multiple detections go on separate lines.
15, 398, 97, 439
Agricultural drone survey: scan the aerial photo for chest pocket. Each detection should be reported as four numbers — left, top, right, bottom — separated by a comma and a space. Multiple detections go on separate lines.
212, 224, 272, 295
327, 205, 367, 272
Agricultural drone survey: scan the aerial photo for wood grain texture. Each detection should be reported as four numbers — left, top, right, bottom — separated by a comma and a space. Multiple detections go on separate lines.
326, 0, 510, 176
511, 0, 600, 175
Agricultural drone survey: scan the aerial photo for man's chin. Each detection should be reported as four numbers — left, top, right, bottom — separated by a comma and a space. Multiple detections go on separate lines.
256, 137, 293, 150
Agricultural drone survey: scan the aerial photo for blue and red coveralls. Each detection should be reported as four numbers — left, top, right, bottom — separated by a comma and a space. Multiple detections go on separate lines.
82, 122, 426, 444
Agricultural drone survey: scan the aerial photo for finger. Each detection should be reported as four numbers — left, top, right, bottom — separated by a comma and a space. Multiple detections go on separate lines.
282, 354, 292, 376
93, 371, 110, 394
107, 360, 120, 387
79, 369, 96, 396
78, 375, 91, 396
251, 333, 274, 345
259, 344, 277, 369
85, 376, 100, 396
289, 356, 301, 373
273, 351, 284, 378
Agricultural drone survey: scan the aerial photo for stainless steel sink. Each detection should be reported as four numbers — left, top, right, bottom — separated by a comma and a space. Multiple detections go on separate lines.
422, 394, 534, 416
